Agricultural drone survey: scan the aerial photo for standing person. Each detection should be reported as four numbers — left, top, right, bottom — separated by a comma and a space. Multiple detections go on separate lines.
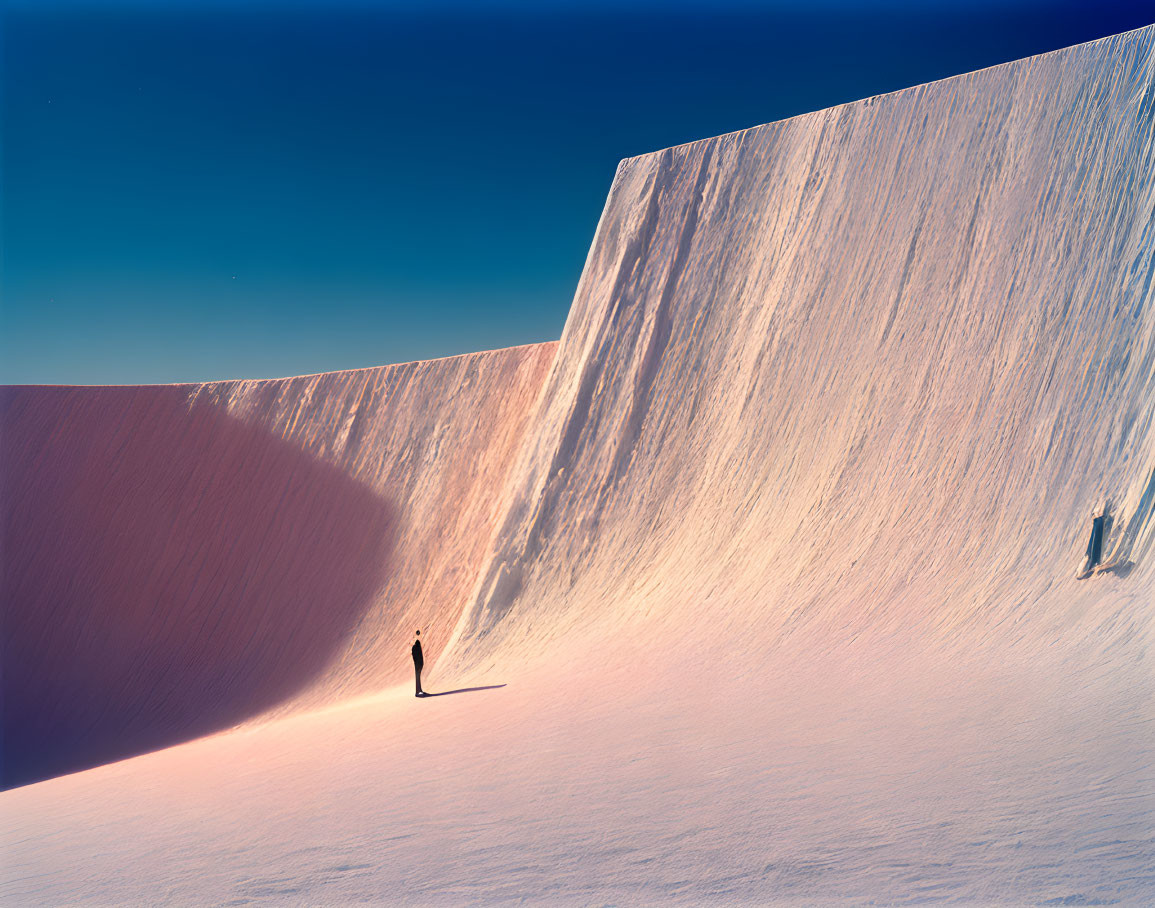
412, 630, 425, 697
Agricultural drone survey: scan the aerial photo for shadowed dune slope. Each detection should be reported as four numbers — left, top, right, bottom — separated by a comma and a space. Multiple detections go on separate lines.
443, 27, 1155, 676
1, 389, 396, 789
1, 343, 555, 788
183, 343, 557, 714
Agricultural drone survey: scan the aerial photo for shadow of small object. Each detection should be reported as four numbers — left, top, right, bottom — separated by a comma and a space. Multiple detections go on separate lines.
1097, 560, 1134, 579
421, 685, 507, 698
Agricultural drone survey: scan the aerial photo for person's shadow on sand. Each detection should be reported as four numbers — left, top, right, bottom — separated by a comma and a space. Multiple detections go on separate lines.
418, 684, 506, 698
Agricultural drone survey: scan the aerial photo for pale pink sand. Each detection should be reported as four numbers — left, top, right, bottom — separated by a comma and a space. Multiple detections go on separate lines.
3, 633, 1151, 905
3, 25, 1154, 906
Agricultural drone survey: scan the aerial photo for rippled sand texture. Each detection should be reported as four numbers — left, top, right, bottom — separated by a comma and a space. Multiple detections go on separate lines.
3, 25, 1154, 907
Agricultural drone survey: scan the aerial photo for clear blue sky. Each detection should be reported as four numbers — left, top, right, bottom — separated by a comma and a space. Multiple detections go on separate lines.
3, 1, 1150, 384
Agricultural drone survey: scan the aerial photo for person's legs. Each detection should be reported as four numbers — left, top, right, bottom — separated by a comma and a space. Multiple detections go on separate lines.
415, 663, 423, 696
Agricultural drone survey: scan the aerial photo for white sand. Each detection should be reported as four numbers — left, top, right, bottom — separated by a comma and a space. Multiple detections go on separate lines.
3, 24, 1153, 907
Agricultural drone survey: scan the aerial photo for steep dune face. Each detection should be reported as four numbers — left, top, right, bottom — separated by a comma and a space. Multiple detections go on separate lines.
445, 28, 1155, 677
184, 343, 557, 712
1, 343, 555, 788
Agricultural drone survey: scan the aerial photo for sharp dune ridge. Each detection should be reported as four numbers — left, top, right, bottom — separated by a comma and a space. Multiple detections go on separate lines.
618, 19, 1149, 167
2, 24, 1154, 906
8, 340, 558, 390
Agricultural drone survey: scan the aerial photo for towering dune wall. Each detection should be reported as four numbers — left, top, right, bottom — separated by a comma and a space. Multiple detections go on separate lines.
445, 27, 1155, 676
3, 27, 1155, 906
1, 342, 555, 788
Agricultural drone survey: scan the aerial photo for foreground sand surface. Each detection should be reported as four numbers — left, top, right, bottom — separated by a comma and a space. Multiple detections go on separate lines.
3, 24, 1155, 906
4, 638, 1152, 905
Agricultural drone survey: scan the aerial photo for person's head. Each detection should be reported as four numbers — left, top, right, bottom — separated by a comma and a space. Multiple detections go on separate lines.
415, 629, 420, 637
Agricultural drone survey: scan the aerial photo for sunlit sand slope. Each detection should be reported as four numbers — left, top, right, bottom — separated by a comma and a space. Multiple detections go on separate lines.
0, 343, 555, 788
446, 27, 1154, 675
3, 25, 1155, 908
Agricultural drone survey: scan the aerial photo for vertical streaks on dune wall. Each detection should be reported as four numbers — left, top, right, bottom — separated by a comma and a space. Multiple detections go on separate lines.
446, 27, 1155, 674
446, 147, 719, 654
190, 342, 557, 712
1, 343, 555, 788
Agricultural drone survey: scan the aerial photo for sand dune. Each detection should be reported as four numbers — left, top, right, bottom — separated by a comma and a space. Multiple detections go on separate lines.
2, 25, 1153, 906
1, 344, 555, 788
446, 27, 1155, 678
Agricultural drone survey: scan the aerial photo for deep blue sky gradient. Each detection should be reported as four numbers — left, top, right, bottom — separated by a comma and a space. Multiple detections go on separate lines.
4, 1, 1152, 383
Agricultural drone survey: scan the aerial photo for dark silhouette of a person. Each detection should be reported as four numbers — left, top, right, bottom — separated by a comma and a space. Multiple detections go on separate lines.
412, 630, 425, 697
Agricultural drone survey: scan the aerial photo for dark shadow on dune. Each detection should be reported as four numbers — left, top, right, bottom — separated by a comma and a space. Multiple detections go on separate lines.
1, 386, 396, 790
421, 685, 507, 697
